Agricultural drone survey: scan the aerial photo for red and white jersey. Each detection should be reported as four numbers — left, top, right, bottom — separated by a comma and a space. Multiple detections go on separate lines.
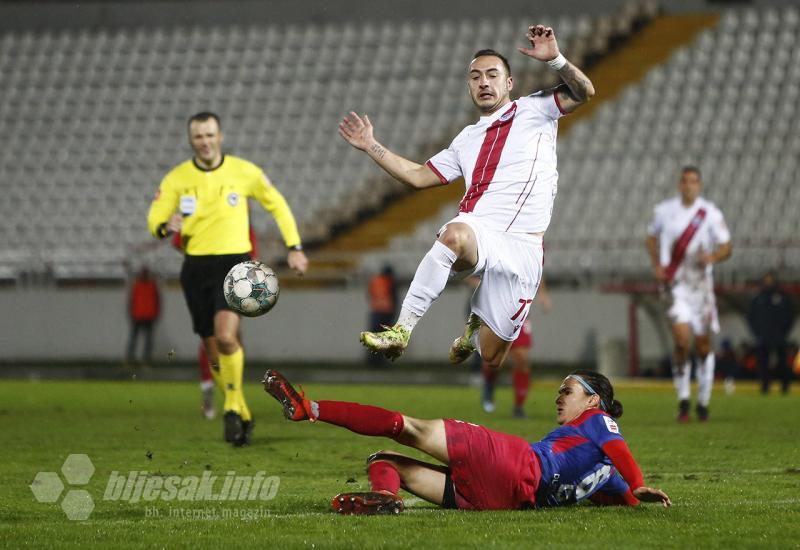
426, 91, 565, 233
647, 196, 731, 288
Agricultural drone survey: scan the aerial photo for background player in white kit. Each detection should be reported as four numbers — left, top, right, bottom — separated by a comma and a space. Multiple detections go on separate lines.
339, 25, 594, 368
646, 166, 732, 422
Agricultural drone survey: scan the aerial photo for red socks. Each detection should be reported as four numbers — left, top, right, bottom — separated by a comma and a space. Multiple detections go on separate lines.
482, 362, 498, 385
513, 369, 530, 408
198, 343, 213, 383
367, 460, 401, 494
315, 400, 405, 438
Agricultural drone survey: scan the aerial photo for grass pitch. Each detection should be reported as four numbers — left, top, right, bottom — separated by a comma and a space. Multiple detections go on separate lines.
1, 375, 798, 548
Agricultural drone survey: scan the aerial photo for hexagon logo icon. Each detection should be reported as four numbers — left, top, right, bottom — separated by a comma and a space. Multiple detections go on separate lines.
30, 472, 65, 503
61, 490, 94, 521
31, 454, 97, 520
62, 454, 95, 485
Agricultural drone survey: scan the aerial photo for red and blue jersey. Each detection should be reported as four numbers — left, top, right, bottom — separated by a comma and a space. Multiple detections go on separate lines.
531, 409, 644, 506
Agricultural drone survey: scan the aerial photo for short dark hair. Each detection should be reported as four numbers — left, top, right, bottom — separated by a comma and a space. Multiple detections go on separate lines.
472, 49, 512, 76
569, 370, 624, 418
681, 165, 702, 179
188, 111, 222, 131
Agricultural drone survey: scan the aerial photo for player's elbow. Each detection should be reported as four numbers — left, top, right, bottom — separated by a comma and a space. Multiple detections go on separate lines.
585, 82, 596, 100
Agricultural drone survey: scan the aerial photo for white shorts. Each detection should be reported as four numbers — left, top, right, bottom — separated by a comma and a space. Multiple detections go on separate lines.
667, 283, 719, 335
439, 214, 544, 341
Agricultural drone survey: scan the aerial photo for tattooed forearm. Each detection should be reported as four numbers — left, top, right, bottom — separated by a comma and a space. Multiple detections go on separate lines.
556, 62, 595, 103
369, 143, 387, 160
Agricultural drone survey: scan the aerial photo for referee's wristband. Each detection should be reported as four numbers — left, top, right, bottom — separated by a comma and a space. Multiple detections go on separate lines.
287, 244, 303, 251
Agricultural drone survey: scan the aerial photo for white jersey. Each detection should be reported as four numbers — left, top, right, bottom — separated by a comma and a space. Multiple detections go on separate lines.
426, 91, 565, 233
647, 196, 731, 289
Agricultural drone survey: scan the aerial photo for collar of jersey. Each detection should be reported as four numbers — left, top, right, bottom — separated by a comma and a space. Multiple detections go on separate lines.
192, 154, 226, 172
478, 100, 516, 124
677, 196, 704, 211
566, 407, 606, 427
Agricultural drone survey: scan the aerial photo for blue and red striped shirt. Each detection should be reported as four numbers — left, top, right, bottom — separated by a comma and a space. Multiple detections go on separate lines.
531, 409, 643, 506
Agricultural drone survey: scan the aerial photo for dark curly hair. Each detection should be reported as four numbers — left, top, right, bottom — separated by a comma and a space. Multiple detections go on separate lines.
472, 49, 512, 76
569, 370, 624, 419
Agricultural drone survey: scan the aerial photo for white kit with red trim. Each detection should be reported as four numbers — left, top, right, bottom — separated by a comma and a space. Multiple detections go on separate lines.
426, 91, 565, 233
647, 196, 731, 288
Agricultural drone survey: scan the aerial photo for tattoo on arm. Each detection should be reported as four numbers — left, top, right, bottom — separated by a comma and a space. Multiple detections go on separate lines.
557, 62, 593, 102
370, 143, 386, 160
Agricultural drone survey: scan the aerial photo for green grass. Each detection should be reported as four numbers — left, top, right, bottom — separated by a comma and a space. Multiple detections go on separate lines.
1, 377, 798, 548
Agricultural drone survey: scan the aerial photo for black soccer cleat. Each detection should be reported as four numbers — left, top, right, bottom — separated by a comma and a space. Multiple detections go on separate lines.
224, 411, 243, 443
677, 399, 690, 423
234, 417, 254, 447
696, 404, 709, 422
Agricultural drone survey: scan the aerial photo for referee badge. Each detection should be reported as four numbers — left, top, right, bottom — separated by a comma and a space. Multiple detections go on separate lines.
179, 195, 197, 215
227, 192, 239, 206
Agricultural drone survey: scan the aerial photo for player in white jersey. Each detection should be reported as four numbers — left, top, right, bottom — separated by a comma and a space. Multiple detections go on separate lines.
646, 166, 732, 422
339, 25, 594, 367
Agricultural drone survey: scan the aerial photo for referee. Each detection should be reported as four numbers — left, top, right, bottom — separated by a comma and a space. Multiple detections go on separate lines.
148, 112, 308, 447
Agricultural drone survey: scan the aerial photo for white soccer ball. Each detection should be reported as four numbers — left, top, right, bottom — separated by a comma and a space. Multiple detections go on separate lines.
223, 261, 280, 317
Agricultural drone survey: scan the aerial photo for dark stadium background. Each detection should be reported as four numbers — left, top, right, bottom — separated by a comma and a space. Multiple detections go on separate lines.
0, 0, 797, 384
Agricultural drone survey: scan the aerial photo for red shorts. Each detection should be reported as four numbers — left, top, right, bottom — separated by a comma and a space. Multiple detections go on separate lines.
511, 319, 533, 349
444, 419, 541, 510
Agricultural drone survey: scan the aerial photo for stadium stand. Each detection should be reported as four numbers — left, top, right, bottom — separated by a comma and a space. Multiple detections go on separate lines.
0, 3, 654, 281
360, 6, 800, 284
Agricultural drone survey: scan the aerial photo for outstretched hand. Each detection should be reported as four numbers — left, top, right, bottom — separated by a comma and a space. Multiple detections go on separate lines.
287, 250, 308, 276
633, 486, 672, 507
517, 25, 561, 62
338, 112, 376, 152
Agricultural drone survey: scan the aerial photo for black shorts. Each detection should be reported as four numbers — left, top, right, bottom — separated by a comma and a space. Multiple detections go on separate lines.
180, 253, 251, 337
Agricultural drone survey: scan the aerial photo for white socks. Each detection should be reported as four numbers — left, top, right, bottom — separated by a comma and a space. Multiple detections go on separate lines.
470, 328, 482, 355
396, 241, 457, 332
696, 353, 715, 406
673, 354, 716, 405
673, 359, 692, 401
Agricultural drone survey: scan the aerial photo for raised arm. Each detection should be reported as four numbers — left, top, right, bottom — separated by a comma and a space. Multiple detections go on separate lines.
517, 25, 595, 113
338, 112, 442, 190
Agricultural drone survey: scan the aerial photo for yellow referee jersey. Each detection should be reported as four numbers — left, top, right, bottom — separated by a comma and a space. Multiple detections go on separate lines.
147, 155, 301, 255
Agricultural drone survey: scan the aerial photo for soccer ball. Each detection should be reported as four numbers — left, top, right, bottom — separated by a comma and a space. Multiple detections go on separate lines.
223, 261, 280, 317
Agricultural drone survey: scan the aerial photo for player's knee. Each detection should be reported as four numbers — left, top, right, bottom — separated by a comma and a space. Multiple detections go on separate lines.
481, 347, 505, 370
673, 341, 690, 359
696, 342, 712, 358
438, 226, 468, 255
215, 332, 238, 354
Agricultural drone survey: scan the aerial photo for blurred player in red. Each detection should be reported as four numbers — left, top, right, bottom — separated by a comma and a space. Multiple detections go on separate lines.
125, 267, 161, 366
172, 221, 260, 420
481, 279, 551, 417
262, 369, 670, 514
646, 166, 731, 422
340, 25, 594, 368
366, 265, 398, 367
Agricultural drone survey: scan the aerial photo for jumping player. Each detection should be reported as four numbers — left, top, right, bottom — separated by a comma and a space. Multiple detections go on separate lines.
262, 369, 670, 513
148, 112, 309, 446
339, 25, 594, 368
646, 166, 732, 422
